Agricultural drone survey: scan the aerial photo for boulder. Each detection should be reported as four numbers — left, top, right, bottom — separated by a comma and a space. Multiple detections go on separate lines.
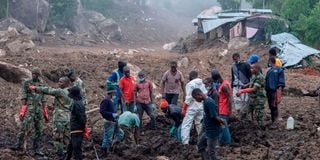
228, 37, 249, 50
0, 61, 32, 83
6, 39, 35, 53
9, 0, 49, 32
73, 10, 122, 41
0, 18, 37, 38
163, 42, 177, 51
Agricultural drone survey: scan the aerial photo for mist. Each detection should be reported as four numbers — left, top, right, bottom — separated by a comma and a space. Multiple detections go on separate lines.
145, 0, 252, 17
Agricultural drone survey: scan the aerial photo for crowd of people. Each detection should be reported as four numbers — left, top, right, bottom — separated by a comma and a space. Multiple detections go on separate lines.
10, 49, 288, 160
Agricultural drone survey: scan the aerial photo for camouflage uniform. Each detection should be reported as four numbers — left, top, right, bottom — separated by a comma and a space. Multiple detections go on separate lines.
73, 77, 87, 105
16, 78, 46, 149
241, 73, 266, 127
37, 86, 72, 157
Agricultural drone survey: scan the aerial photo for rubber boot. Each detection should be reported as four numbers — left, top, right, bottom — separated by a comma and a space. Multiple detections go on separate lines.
33, 141, 45, 156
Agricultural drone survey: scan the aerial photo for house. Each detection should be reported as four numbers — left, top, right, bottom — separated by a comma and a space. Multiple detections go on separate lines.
194, 8, 282, 42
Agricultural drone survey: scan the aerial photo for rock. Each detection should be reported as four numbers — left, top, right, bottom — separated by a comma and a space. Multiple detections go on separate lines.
0, 49, 6, 57
0, 18, 37, 39
171, 38, 188, 54
45, 30, 56, 37
178, 57, 189, 68
73, 9, 122, 42
7, 27, 19, 37
9, 0, 49, 32
228, 37, 249, 50
157, 156, 170, 160
0, 61, 32, 83
6, 38, 35, 53
219, 49, 228, 57
163, 42, 177, 51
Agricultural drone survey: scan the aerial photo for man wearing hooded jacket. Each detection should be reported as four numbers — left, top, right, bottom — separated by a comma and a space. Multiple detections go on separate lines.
181, 71, 207, 145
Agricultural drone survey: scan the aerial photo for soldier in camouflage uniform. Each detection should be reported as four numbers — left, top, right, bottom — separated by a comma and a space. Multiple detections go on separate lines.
67, 69, 87, 105
237, 64, 266, 128
11, 67, 48, 155
29, 77, 72, 160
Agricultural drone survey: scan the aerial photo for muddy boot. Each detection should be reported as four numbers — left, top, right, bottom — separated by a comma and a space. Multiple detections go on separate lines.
10, 143, 22, 151
33, 142, 45, 156
270, 123, 278, 130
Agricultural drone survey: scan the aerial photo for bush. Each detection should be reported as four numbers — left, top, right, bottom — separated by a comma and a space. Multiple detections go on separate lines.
264, 18, 288, 35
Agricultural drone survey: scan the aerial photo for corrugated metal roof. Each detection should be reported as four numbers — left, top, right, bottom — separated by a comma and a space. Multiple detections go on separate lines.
271, 33, 320, 67
217, 12, 251, 18
271, 32, 300, 44
202, 17, 245, 33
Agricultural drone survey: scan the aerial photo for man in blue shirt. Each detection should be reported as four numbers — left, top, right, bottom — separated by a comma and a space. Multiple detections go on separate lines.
192, 88, 225, 160
265, 57, 285, 129
106, 61, 127, 113
100, 86, 124, 155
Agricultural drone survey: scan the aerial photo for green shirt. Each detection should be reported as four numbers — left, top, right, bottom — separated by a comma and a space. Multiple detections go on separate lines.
118, 111, 140, 128
21, 79, 45, 111
249, 73, 266, 99
38, 87, 72, 122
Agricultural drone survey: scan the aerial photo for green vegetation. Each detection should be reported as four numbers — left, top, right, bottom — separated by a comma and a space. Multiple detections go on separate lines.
264, 18, 288, 35
293, 2, 320, 47
47, 0, 78, 29
245, 0, 320, 47
0, 0, 7, 19
81, 0, 114, 17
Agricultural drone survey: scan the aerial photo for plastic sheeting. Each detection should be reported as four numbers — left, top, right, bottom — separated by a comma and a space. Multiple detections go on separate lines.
271, 32, 320, 67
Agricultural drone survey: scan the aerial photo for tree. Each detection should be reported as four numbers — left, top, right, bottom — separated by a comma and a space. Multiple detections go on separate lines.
48, 0, 78, 29
246, 0, 283, 15
293, 1, 320, 46
281, 0, 310, 21
218, 0, 241, 10
0, 0, 7, 19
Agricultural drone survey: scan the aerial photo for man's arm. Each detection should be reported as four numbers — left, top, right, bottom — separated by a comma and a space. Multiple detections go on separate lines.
222, 85, 233, 115
207, 99, 225, 124
231, 66, 234, 88
36, 86, 63, 97
180, 73, 186, 101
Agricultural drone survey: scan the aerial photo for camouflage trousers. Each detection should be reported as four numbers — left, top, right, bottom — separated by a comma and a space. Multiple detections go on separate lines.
16, 110, 42, 147
53, 121, 70, 156
241, 98, 266, 127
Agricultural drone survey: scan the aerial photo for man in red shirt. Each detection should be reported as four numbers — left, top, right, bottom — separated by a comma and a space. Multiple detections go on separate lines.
211, 69, 232, 145
119, 66, 135, 112
134, 71, 156, 130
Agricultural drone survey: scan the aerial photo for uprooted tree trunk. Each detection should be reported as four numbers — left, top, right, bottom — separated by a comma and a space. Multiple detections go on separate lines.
0, 61, 31, 83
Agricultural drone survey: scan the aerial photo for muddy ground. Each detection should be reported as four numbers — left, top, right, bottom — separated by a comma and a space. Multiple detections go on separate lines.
0, 42, 320, 160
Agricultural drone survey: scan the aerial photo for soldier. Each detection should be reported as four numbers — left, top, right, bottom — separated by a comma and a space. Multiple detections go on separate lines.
67, 69, 87, 105
236, 64, 266, 128
11, 67, 49, 156
29, 77, 72, 160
